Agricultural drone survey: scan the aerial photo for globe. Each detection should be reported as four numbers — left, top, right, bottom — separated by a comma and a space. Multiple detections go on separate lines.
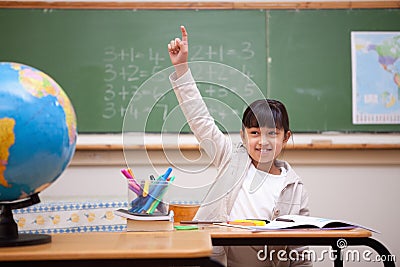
0, 62, 77, 246
0, 62, 77, 202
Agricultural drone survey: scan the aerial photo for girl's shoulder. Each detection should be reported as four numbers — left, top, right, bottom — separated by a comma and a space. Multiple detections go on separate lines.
234, 142, 247, 152
275, 159, 304, 183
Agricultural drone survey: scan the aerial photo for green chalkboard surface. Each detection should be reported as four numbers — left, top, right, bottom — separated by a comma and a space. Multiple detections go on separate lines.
268, 9, 400, 132
1, 8, 399, 133
0, 9, 267, 133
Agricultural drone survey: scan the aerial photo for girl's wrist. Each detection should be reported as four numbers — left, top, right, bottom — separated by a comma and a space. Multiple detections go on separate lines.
174, 63, 189, 78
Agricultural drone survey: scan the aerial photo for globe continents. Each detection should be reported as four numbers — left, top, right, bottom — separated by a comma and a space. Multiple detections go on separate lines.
0, 62, 77, 202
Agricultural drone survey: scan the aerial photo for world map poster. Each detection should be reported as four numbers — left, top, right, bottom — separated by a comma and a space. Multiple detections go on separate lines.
351, 31, 400, 124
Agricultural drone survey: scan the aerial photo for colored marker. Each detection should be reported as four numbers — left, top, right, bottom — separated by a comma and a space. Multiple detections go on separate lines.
160, 167, 173, 181
139, 168, 173, 213
128, 183, 140, 195
229, 219, 267, 226
121, 169, 133, 179
121, 169, 141, 190
147, 176, 175, 214
128, 180, 141, 192
127, 168, 134, 178
142, 180, 150, 197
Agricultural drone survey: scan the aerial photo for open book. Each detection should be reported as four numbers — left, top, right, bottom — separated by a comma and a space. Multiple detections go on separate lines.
250, 215, 379, 233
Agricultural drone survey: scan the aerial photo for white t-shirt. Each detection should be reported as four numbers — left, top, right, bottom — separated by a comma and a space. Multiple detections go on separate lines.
227, 164, 288, 267
229, 163, 287, 221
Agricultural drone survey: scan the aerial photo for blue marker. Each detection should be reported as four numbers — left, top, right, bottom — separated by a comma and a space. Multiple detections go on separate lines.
161, 167, 172, 181
139, 168, 172, 213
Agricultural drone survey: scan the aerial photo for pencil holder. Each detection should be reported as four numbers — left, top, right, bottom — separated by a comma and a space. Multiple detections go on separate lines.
127, 180, 170, 215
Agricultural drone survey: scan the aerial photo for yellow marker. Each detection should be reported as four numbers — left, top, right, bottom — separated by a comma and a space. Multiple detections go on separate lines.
231, 219, 267, 226
143, 180, 150, 197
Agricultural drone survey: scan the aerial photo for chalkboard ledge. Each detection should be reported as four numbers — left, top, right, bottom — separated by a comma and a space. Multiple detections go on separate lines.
76, 133, 400, 151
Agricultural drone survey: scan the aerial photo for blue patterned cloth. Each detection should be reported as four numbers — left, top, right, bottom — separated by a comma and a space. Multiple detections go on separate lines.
12, 201, 128, 234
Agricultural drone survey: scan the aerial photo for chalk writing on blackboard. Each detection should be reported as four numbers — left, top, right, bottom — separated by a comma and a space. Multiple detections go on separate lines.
121, 61, 266, 133
103, 43, 264, 132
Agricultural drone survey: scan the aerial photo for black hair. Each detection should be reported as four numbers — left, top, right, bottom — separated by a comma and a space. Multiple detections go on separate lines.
241, 99, 290, 135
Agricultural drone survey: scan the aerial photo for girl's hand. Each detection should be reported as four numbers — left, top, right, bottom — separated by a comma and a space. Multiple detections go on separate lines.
168, 25, 189, 77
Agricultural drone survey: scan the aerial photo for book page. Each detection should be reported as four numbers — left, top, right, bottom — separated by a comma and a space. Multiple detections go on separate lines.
251, 215, 379, 232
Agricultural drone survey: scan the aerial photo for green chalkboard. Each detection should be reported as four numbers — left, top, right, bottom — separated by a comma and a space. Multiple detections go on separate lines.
1, 8, 399, 133
268, 9, 400, 132
0, 9, 267, 133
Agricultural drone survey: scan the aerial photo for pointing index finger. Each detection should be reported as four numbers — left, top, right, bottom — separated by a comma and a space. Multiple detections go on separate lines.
180, 25, 188, 43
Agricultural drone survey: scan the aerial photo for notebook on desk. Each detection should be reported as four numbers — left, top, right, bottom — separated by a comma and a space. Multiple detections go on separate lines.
249, 215, 379, 233
215, 215, 379, 233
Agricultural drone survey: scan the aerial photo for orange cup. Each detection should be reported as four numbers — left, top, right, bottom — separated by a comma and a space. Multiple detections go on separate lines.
168, 204, 200, 223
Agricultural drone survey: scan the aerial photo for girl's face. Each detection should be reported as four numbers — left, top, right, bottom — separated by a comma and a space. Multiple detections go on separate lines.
240, 126, 291, 173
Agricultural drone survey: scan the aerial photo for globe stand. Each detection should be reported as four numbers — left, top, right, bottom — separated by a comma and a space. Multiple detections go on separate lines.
0, 193, 51, 247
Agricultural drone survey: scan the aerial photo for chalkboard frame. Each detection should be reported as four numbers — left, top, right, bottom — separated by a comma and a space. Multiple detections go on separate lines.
1, 1, 399, 9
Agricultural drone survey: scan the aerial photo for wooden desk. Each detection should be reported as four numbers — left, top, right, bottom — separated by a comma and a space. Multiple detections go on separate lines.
0, 231, 222, 267
1, 228, 395, 267
199, 226, 396, 267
